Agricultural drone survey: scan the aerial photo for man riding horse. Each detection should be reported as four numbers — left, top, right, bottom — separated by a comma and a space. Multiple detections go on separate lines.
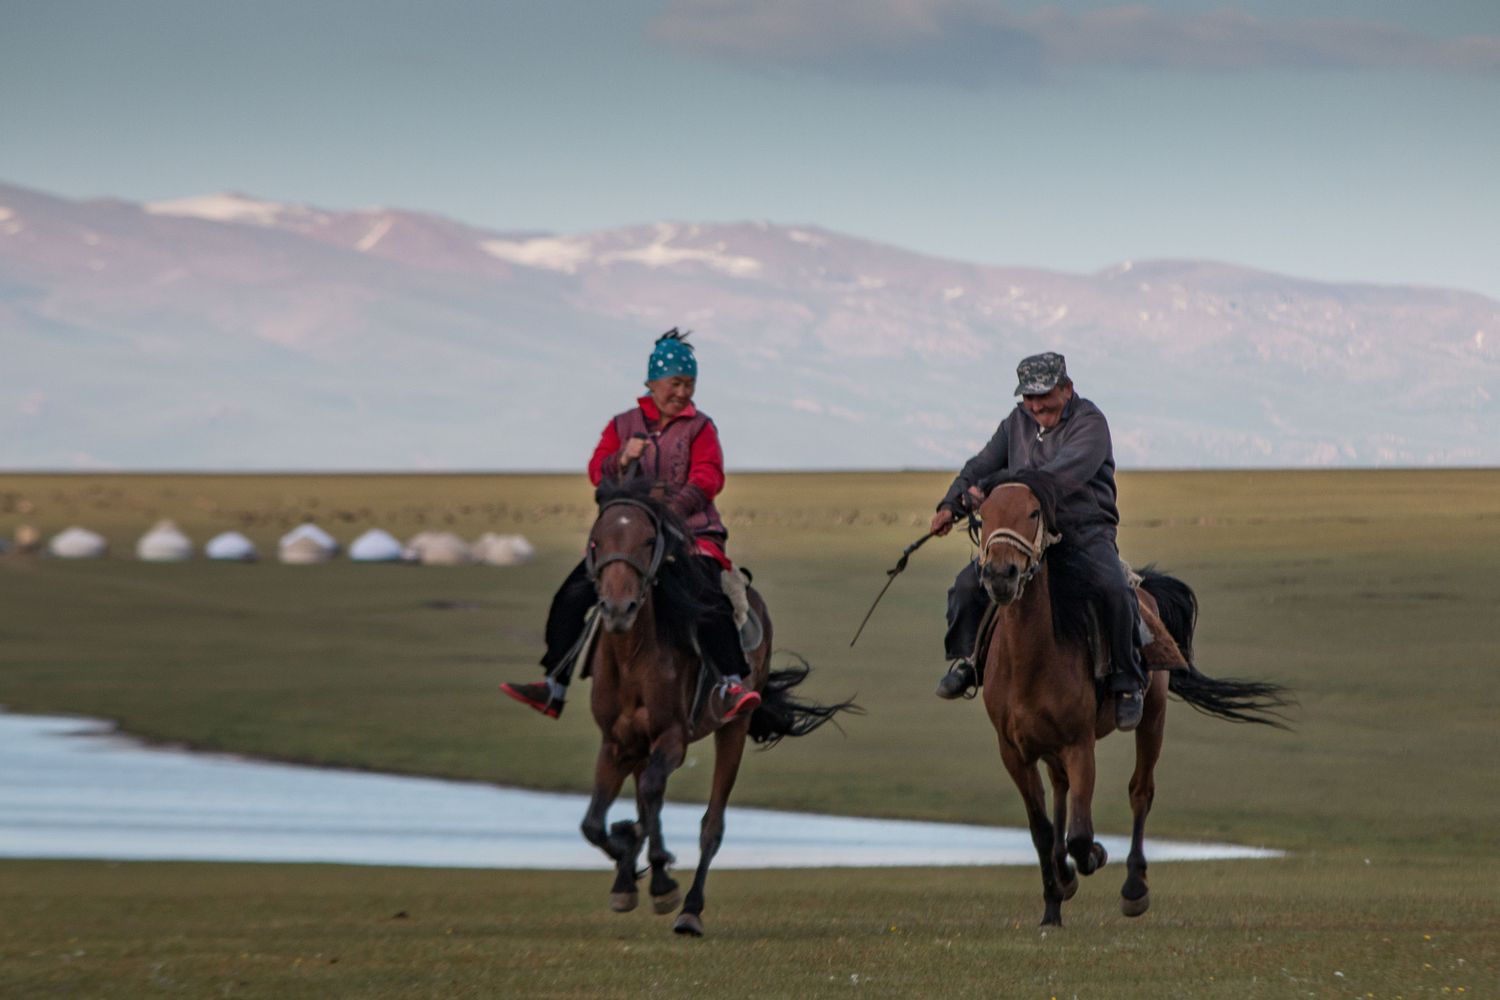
930, 352, 1148, 731
500, 329, 762, 723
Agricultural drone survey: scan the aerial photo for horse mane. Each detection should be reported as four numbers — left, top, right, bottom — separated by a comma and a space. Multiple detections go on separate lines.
983, 469, 1091, 648
593, 475, 717, 652
981, 468, 1063, 534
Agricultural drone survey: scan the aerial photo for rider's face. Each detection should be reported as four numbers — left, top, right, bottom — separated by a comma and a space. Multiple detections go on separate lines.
647, 376, 696, 420
1022, 383, 1072, 430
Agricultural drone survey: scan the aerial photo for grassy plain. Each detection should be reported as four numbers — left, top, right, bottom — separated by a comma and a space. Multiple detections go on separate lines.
2, 469, 1498, 998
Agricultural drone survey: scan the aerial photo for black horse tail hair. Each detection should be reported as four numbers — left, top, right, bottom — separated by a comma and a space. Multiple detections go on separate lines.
1167, 668, 1295, 729
747, 654, 862, 748
1137, 565, 1198, 661
1137, 566, 1295, 729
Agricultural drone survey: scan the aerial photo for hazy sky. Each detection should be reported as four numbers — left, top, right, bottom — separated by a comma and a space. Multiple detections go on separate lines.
4, 0, 1498, 297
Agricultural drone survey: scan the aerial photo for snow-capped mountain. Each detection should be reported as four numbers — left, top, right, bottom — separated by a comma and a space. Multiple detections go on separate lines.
2, 181, 1495, 470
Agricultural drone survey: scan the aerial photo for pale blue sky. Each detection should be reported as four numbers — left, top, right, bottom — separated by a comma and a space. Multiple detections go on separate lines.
3, 0, 1497, 297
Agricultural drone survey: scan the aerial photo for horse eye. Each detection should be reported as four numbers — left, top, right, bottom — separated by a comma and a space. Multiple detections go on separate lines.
1029, 510, 1040, 520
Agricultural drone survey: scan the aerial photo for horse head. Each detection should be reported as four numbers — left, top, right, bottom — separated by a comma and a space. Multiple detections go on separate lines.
586, 498, 665, 633
976, 474, 1062, 605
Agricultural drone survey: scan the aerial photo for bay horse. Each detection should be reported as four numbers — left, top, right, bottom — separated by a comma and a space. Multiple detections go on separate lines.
973, 469, 1289, 926
579, 478, 854, 936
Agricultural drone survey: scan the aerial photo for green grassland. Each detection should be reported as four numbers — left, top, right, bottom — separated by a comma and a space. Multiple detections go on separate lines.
3, 859, 1495, 999
2, 470, 1498, 998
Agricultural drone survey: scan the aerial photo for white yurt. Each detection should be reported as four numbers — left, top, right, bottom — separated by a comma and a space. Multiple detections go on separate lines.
349, 528, 404, 563
136, 519, 193, 562
404, 531, 472, 566
472, 532, 536, 566
205, 531, 258, 562
49, 526, 108, 559
279, 524, 338, 565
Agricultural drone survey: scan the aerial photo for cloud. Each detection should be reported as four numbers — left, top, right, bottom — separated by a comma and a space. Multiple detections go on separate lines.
648, 1, 1500, 86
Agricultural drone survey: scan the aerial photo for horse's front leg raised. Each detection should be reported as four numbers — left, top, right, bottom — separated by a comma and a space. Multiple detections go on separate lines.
1059, 744, 1107, 877
1121, 671, 1168, 917
999, 741, 1066, 926
636, 731, 687, 918
676, 719, 749, 936
580, 744, 643, 912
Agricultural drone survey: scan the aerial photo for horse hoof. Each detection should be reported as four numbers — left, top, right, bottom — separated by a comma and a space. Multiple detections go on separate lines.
673, 912, 704, 937
1090, 843, 1108, 871
1120, 889, 1151, 918
610, 891, 639, 913
652, 888, 682, 915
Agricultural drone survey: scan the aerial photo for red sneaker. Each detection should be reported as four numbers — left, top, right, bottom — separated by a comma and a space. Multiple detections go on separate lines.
500, 681, 564, 719
720, 681, 762, 723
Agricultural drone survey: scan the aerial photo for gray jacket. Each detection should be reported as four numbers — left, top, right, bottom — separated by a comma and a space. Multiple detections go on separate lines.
939, 396, 1119, 533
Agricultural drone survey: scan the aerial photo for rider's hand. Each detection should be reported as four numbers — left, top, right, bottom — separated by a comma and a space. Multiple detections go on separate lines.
619, 437, 648, 467
930, 507, 956, 537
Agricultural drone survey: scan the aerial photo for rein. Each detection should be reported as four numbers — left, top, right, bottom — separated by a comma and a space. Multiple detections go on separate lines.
585, 498, 671, 588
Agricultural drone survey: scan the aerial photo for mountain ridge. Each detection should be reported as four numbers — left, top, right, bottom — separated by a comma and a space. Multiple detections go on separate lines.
2, 180, 1495, 470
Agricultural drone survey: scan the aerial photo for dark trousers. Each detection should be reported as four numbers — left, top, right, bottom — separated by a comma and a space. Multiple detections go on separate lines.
541, 556, 746, 683
944, 528, 1145, 692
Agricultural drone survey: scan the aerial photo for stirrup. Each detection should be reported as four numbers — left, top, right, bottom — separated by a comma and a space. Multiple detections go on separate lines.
936, 660, 978, 700
1114, 688, 1143, 732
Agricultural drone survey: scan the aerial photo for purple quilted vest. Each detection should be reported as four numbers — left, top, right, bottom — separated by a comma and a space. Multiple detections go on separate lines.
610, 407, 728, 543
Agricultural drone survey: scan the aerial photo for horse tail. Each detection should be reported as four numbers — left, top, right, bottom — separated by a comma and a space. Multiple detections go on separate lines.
1137, 566, 1198, 660
747, 655, 862, 748
1139, 567, 1294, 730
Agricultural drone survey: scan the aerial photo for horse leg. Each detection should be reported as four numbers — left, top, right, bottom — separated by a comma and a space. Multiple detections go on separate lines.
1044, 758, 1079, 901
635, 734, 687, 917
676, 721, 749, 937
579, 745, 643, 912
1121, 671, 1168, 917
1060, 743, 1107, 878
1000, 741, 1066, 926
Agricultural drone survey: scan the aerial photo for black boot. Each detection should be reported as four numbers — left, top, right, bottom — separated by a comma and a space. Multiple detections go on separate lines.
935, 660, 978, 700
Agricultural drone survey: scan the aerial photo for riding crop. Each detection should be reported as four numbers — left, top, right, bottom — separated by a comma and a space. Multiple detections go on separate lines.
848, 530, 936, 647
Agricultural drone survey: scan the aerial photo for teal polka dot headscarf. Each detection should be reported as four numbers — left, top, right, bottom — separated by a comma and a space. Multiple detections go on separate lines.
646, 328, 698, 382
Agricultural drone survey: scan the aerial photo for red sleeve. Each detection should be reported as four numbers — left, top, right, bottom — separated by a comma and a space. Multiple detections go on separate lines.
687, 419, 725, 500
588, 420, 622, 487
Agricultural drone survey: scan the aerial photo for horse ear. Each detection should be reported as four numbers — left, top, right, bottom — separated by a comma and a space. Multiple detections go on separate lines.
1045, 529, 1062, 548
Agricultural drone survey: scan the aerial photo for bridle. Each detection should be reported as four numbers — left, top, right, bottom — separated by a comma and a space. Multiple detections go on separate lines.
585, 498, 671, 590
976, 483, 1061, 586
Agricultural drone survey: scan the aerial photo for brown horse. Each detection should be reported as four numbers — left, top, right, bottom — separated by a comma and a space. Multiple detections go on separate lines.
973, 469, 1289, 926
578, 478, 854, 936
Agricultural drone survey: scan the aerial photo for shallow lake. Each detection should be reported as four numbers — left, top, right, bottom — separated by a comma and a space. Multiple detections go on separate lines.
0, 712, 1279, 870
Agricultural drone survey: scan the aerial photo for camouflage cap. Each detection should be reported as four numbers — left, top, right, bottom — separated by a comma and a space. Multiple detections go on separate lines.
1013, 352, 1067, 396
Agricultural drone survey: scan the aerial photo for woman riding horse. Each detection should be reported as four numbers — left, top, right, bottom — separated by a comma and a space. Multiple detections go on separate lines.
501, 329, 761, 723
